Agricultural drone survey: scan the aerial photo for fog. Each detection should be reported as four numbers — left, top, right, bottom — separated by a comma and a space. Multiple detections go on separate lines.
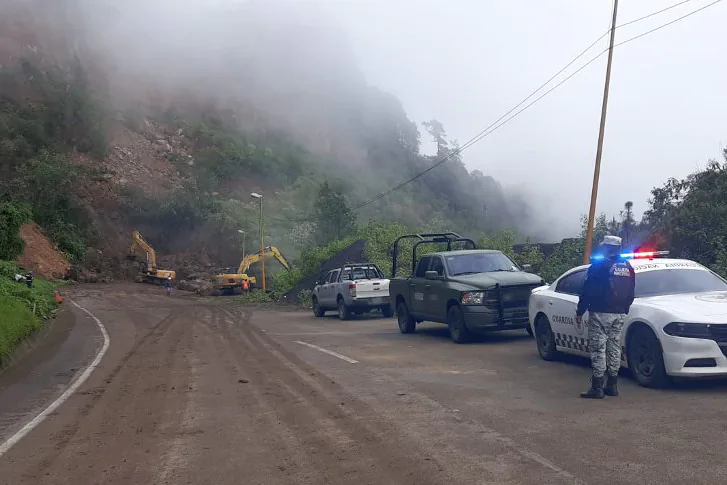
325, 0, 726, 231
4, 0, 725, 241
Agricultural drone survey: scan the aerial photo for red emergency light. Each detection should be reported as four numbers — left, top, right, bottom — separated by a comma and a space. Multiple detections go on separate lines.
620, 250, 670, 259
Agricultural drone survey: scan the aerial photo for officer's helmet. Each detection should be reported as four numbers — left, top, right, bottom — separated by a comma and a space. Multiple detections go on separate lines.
600, 235, 622, 258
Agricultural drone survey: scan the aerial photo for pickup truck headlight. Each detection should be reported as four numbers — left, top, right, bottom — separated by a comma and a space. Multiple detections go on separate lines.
663, 322, 711, 339
461, 291, 485, 305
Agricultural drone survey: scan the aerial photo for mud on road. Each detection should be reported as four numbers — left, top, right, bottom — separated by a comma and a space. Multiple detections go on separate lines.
2, 283, 727, 485
0, 285, 442, 485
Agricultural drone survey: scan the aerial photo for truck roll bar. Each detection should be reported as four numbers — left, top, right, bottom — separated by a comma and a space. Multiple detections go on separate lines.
391, 233, 477, 277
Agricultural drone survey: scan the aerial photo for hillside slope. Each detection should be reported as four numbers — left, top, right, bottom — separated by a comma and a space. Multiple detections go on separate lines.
0, 0, 555, 280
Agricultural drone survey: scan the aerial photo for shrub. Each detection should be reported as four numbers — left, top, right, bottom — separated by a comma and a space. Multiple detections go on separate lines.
0, 202, 31, 260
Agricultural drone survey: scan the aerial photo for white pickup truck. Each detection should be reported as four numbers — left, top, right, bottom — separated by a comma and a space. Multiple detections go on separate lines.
312, 263, 392, 320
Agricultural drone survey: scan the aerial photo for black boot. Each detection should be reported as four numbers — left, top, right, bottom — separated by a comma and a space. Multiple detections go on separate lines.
580, 375, 605, 399
604, 375, 618, 396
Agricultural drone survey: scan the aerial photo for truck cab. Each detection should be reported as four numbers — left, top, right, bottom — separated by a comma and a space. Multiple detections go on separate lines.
388, 233, 545, 343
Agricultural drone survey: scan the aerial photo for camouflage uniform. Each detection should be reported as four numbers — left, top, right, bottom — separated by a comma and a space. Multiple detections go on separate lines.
588, 312, 626, 378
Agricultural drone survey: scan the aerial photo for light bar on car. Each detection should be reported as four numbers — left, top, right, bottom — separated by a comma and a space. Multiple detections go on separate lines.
590, 250, 670, 261
620, 250, 670, 259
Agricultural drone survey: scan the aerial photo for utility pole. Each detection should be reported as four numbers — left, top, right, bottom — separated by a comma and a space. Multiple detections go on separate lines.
583, 0, 619, 264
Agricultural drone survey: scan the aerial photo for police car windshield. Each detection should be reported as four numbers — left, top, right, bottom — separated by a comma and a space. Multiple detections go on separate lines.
635, 269, 727, 297
446, 252, 518, 276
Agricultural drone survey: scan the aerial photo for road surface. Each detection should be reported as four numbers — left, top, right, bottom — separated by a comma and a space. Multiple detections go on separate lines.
1, 283, 726, 484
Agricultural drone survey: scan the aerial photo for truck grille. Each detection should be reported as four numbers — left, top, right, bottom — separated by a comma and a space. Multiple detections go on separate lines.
499, 284, 539, 310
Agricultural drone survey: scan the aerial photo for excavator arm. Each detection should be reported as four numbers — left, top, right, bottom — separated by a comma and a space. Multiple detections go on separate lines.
129, 230, 157, 269
238, 246, 291, 274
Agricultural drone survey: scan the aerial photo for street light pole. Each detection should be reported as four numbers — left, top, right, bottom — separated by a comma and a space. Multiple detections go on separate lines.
583, 0, 619, 264
250, 193, 265, 291
237, 229, 246, 259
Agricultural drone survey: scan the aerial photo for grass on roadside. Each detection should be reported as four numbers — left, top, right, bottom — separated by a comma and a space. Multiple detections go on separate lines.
0, 261, 61, 364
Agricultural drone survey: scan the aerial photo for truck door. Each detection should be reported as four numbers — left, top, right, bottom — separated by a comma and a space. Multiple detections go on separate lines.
410, 256, 432, 317
323, 269, 340, 307
424, 255, 447, 320
314, 271, 330, 307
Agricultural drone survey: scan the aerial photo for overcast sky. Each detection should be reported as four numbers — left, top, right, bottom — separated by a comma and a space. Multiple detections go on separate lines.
317, 0, 725, 234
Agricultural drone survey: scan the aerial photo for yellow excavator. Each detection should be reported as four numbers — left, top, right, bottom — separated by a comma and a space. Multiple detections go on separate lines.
127, 230, 177, 284
216, 245, 291, 294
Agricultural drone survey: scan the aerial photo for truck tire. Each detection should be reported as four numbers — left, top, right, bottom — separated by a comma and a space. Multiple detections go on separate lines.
312, 297, 325, 318
396, 302, 416, 334
337, 297, 352, 321
447, 305, 472, 344
381, 305, 394, 318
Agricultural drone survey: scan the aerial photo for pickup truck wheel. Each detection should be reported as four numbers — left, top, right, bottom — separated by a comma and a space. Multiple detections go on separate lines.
337, 298, 352, 320
312, 297, 325, 318
381, 306, 394, 318
396, 303, 416, 334
447, 305, 472, 344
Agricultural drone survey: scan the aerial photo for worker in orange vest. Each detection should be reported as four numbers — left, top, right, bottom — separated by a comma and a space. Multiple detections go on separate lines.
242, 279, 249, 292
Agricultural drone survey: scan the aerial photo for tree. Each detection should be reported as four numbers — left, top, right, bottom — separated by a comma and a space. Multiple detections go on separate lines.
313, 181, 356, 246
620, 200, 635, 245
643, 154, 727, 276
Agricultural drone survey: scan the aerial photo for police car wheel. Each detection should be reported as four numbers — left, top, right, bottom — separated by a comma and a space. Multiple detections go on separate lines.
627, 326, 670, 388
397, 303, 416, 334
535, 315, 559, 361
447, 305, 472, 344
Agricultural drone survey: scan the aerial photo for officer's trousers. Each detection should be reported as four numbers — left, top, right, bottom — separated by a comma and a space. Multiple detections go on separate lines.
588, 312, 626, 378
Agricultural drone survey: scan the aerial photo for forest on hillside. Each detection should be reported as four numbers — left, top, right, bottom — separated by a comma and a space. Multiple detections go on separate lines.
0, 0, 726, 294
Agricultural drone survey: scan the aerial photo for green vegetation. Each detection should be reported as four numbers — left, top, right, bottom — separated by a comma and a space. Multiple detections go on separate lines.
643, 153, 727, 276
0, 201, 31, 260
0, 59, 107, 262
0, 261, 59, 364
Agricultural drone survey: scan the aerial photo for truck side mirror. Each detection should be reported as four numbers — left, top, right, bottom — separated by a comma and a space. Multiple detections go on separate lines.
424, 271, 441, 280
522, 264, 533, 273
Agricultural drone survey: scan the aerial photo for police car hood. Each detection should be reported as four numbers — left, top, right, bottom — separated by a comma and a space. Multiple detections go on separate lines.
448, 271, 543, 289
638, 291, 727, 319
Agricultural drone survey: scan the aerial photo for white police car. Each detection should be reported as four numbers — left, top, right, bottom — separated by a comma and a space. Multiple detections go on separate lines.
529, 251, 727, 388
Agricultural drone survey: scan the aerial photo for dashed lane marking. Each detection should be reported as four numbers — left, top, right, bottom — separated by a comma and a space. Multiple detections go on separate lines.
0, 301, 110, 457
294, 341, 359, 364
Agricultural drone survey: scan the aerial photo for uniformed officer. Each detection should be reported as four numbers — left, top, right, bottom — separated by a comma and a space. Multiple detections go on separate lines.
576, 235, 635, 399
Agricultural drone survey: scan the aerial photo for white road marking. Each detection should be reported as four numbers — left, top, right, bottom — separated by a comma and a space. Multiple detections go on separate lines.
294, 341, 359, 364
0, 301, 110, 457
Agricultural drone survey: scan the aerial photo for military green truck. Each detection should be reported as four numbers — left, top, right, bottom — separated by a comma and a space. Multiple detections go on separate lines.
388, 233, 545, 343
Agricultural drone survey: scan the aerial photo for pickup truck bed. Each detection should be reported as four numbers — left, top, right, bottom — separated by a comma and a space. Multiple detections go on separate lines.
312, 263, 392, 320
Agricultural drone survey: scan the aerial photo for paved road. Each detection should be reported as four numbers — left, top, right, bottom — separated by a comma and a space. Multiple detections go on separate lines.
1, 284, 726, 484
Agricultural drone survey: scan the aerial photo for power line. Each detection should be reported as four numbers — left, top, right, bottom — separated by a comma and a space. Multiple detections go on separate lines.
617, 0, 695, 28
616, 0, 722, 47
270, 0, 723, 225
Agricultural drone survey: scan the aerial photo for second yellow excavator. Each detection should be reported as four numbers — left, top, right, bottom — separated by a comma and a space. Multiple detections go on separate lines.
215, 245, 291, 294
127, 230, 177, 284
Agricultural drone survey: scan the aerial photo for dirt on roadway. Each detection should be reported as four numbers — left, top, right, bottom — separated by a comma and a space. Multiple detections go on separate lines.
2, 283, 727, 485
0, 284, 442, 484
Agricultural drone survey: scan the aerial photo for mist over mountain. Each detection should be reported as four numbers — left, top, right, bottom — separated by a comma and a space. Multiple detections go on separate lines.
1, 0, 571, 273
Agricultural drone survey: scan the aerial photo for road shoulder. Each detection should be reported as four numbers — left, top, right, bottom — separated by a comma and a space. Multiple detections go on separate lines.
0, 303, 103, 446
